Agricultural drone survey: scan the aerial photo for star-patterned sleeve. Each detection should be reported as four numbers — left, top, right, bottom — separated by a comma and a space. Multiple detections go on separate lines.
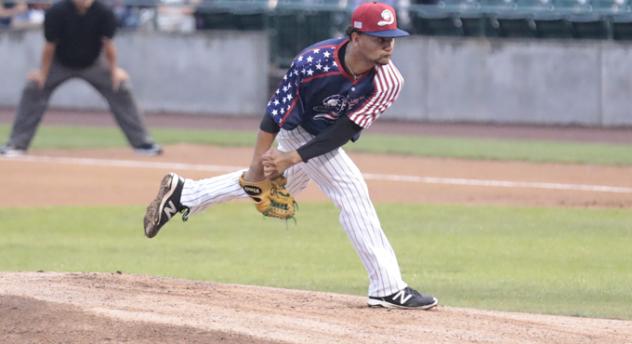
346, 61, 405, 129
265, 61, 303, 130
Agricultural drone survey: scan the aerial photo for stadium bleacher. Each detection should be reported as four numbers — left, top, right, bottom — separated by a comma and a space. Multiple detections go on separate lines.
187, 0, 632, 65
4, 0, 632, 67
408, 0, 632, 39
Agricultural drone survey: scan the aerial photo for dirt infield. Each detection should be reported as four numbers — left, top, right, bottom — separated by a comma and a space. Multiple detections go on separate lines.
2, 110, 632, 343
2, 272, 632, 344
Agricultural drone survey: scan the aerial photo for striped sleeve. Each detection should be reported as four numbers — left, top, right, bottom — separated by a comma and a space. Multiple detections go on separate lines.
347, 61, 404, 129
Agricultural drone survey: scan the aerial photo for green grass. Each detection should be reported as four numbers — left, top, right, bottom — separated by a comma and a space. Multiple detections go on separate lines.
1, 203, 631, 320
353, 134, 632, 166
1, 124, 632, 165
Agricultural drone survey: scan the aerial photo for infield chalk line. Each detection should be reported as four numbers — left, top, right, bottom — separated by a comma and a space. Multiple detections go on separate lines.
4, 155, 632, 194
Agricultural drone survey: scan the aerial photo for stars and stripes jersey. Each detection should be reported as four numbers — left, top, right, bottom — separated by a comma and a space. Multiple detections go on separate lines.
265, 37, 404, 138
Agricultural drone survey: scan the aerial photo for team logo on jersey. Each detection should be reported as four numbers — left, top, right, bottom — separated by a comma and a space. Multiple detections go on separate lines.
378, 10, 395, 26
313, 95, 364, 122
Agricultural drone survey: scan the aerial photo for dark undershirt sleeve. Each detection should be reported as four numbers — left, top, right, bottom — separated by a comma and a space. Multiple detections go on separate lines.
260, 114, 280, 134
297, 116, 362, 162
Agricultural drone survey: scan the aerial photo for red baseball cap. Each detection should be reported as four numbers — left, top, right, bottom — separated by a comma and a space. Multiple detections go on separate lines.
351, 2, 410, 38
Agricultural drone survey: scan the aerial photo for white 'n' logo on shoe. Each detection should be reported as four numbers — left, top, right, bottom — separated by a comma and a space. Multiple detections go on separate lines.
163, 200, 178, 219
393, 290, 413, 305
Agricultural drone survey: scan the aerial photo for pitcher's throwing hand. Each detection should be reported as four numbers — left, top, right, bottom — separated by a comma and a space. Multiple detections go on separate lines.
262, 148, 302, 178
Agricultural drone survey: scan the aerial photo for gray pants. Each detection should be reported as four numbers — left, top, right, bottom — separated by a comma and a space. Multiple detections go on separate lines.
6, 58, 155, 150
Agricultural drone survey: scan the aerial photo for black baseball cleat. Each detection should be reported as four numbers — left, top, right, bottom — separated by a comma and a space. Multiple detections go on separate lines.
143, 173, 189, 238
368, 287, 438, 310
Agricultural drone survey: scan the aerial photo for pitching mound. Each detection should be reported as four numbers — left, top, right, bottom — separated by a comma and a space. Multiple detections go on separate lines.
1, 272, 630, 344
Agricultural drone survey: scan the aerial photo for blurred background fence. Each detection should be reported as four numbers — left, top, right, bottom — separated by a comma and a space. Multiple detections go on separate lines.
2, 0, 632, 125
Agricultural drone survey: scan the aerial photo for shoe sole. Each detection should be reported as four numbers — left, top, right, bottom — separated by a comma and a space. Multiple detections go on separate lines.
367, 297, 439, 310
144, 173, 178, 238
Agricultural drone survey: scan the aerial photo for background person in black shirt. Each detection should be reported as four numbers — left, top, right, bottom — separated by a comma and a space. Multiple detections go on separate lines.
0, 0, 161, 156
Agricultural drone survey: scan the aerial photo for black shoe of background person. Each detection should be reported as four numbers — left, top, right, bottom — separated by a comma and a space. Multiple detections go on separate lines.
134, 143, 163, 156
0, 144, 26, 157
144, 173, 189, 238
368, 287, 438, 310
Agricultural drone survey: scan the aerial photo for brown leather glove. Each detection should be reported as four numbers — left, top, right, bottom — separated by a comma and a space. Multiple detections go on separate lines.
239, 173, 296, 220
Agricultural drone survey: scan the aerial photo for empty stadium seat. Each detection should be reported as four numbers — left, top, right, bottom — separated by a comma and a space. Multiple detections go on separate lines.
611, 12, 632, 39
479, 0, 532, 37
438, 0, 493, 36
569, 13, 610, 38
410, 9, 465, 36
460, 13, 495, 36
533, 12, 573, 38
494, 14, 537, 37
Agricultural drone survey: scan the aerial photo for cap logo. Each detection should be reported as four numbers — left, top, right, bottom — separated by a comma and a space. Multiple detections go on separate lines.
354, 20, 363, 29
377, 9, 395, 26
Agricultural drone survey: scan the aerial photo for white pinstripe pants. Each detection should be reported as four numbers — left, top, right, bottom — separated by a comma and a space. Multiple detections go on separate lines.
180, 126, 407, 297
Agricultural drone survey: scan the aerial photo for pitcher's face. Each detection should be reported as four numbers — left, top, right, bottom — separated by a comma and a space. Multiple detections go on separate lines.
354, 33, 395, 66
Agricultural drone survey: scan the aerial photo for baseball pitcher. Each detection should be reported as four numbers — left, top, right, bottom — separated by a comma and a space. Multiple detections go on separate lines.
144, 1, 438, 310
